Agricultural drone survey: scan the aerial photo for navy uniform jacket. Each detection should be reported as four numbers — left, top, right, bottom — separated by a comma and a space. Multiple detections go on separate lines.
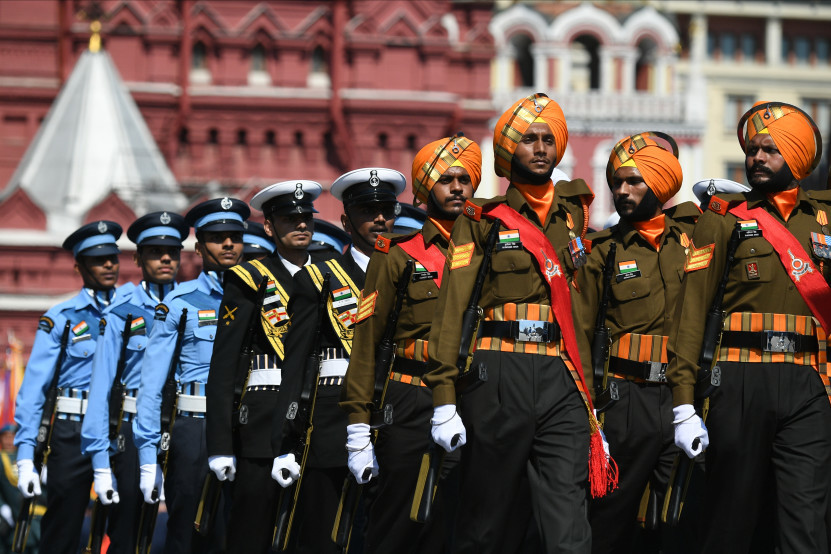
134, 272, 223, 466
273, 249, 366, 467
206, 250, 334, 459
14, 287, 127, 461
81, 283, 171, 470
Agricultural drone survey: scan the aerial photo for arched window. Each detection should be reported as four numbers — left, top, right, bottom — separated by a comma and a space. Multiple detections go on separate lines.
236, 129, 247, 146
190, 41, 211, 84
571, 35, 600, 91
308, 45, 331, 88
635, 38, 658, 92
208, 128, 219, 145
248, 43, 271, 86
264, 130, 276, 146
251, 44, 266, 72
510, 34, 535, 88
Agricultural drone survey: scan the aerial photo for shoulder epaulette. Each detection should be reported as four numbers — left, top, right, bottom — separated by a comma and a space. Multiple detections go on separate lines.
708, 195, 730, 215
586, 227, 614, 244
230, 260, 265, 290
374, 231, 420, 253
374, 235, 392, 253
807, 189, 831, 203
665, 201, 703, 221
554, 178, 594, 200
463, 200, 482, 221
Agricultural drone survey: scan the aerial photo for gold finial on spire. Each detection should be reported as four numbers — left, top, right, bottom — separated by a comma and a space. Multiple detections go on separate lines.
89, 20, 101, 53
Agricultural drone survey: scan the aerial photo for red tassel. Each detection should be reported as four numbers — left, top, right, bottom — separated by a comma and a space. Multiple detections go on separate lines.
588, 429, 619, 498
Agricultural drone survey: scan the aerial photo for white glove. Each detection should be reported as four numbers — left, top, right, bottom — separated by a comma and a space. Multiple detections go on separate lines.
431, 404, 466, 453
346, 423, 378, 484
673, 404, 709, 458
93, 468, 120, 505
271, 454, 300, 488
0, 505, 13, 527
40, 465, 47, 486
139, 464, 164, 504
16, 460, 41, 498
208, 455, 237, 482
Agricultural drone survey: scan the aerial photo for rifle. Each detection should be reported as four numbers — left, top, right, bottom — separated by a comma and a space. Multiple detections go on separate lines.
12, 321, 71, 553
662, 223, 741, 527
411, 218, 502, 523
85, 314, 134, 554
332, 260, 415, 549
195, 279, 268, 537
136, 309, 188, 554
271, 274, 331, 552
592, 243, 619, 420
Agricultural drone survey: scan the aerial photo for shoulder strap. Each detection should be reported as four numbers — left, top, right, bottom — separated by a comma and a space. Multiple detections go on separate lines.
396, 233, 445, 288
180, 289, 216, 310
729, 202, 831, 331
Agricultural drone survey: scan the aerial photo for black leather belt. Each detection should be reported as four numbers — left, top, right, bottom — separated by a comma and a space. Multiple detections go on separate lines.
478, 320, 560, 343
392, 357, 428, 377
720, 330, 818, 354
608, 356, 667, 383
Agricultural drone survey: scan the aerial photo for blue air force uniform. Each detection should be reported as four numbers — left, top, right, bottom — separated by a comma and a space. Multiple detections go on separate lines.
80, 211, 187, 553
134, 198, 248, 554
14, 221, 122, 554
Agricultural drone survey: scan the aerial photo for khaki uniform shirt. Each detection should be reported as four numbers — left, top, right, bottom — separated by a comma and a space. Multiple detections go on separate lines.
425, 181, 593, 406
666, 188, 831, 406
340, 220, 449, 425
575, 202, 700, 388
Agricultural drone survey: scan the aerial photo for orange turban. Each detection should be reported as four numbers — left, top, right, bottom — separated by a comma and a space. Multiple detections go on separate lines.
493, 93, 568, 179
740, 101, 820, 180
411, 135, 481, 205
607, 133, 683, 205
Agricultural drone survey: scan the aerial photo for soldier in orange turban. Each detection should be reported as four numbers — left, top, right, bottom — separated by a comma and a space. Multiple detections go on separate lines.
339, 134, 480, 552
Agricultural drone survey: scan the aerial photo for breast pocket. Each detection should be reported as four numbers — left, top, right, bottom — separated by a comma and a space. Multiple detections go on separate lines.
405, 280, 439, 325
732, 238, 774, 284
67, 336, 96, 360
490, 250, 534, 301
126, 333, 147, 354
192, 325, 217, 363
610, 276, 652, 329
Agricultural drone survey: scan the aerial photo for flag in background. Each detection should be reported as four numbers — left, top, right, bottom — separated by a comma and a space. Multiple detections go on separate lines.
1, 332, 24, 426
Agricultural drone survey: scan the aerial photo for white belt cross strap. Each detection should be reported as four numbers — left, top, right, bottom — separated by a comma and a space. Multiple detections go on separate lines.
56, 396, 88, 415
122, 395, 137, 414
176, 394, 206, 413
247, 368, 282, 387
319, 358, 349, 378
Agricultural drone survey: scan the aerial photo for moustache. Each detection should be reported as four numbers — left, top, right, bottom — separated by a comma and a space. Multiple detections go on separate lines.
750, 164, 773, 175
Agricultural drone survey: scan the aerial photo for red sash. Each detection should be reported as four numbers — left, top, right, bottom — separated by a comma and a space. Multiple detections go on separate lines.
729, 202, 831, 332
396, 234, 445, 288
483, 203, 617, 497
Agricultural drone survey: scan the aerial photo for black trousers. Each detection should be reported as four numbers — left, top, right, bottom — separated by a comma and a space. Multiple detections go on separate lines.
39, 419, 93, 554
107, 424, 142, 553
227, 456, 279, 554
163, 416, 227, 554
291, 465, 348, 553
702, 362, 831, 554
455, 351, 591, 554
368, 380, 459, 554
589, 380, 676, 554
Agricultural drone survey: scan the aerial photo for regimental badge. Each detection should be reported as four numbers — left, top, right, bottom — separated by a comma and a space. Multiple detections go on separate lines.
496, 229, 521, 251
221, 197, 232, 210
746, 262, 760, 280
540, 248, 561, 280
394, 202, 402, 216
616, 260, 641, 282
375, 236, 390, 253
369, 170, 380, 187
97, 221, 108, 234
462, 201, 481, 221
266, 307, 289, 326
448, 240, 475, 270
222, 306, 238, 323
337, 308, 357, 328
811, 232, 831, 259
356, 290, 378, 323
295, 183, 304, 199
738, 219, 762, 239
788, 249, 813, 282
160, 212, 171, 225
38, 316, 54, 333
569, 237, 588, 269
684, 242, 715, 272
154, 303, 169, 321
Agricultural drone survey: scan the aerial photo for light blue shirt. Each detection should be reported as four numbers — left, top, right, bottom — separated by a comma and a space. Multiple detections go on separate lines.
81, 283, 174, 469
14, 286, 125, 461
134, 272, 223, 465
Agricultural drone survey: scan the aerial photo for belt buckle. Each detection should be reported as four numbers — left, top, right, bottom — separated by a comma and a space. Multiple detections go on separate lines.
646, 361, 667, 382
516, 319, 548, 343
762, 331, 796, 353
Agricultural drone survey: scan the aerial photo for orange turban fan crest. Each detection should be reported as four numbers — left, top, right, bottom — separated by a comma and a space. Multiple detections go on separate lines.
740, 101, 820, 180
411, 135, 482, 205
607, 133, 683, 205
493, 93, 568, 179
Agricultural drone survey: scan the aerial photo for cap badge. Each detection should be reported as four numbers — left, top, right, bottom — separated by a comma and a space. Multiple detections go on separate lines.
97, 221, 108, 234
706, 179, 716, 196
243, 221, 249, 230
295, 183, 304, 199
394, 202, 402, 216
369, 170, 380, 188
221, 197, 232, 210
160, 212, 171, 225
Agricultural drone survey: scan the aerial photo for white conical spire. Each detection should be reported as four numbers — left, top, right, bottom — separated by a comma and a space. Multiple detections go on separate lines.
4, 47, 184, 233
